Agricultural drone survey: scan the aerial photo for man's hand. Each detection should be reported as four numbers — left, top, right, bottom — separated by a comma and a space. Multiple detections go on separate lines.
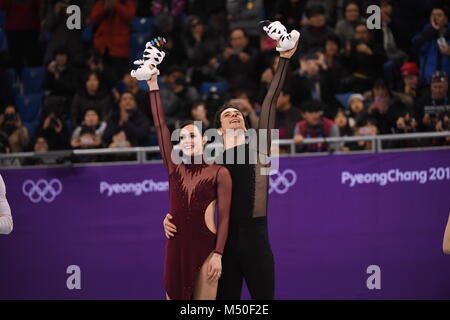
294, 134, 304, 145
280, 40, 298, 59
223, 48, 233, 60
163, 213, 177, 239
356, 43, 373, 55
207, 253, 222, 282
238, 52, 250, 63
440, 43, 450, 56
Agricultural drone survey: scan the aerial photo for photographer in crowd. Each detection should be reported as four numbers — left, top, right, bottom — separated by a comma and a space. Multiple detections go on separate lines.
0, 105, 29, 153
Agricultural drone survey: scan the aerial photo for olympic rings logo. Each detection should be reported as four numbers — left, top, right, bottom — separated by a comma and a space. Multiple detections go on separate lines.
22, 179, 63, 203
269, 169, 297, 194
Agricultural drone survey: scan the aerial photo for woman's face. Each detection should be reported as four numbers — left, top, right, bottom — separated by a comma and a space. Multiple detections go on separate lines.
334, 111, 348, 128
86, 74, 99, 93
179, 124, 205, 156
84, 110, 99, 127
345, 3, 360, 22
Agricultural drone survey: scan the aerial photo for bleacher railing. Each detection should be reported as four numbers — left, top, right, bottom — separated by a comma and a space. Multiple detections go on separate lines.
1, 131, 449, 168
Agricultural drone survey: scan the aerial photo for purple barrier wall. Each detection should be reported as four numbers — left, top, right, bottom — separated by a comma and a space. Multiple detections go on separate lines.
1, 150, 450, 299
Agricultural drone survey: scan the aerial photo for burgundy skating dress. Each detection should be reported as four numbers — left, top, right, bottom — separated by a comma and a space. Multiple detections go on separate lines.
149, 90, 232, 300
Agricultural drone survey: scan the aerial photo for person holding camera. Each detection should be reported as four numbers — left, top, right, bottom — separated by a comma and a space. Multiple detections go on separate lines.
36, 112, 69, 150
415, 71, 450, 133
0, 105, 29, 153
71, 108, 106, 149
0, 174, 12, 235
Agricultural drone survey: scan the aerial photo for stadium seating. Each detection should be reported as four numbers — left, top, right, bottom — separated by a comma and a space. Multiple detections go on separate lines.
0, 11, 5, 28
130, 32, 150, 61
0, 28, 7, 50
21, 67, 45, 94
132, 17, 154, 34
82, 24, 93, 42
15, 93, 43, 123
200, 82, 229, 96
22, 121, 39, 140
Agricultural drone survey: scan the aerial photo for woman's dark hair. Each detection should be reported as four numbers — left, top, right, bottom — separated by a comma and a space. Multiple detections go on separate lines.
325, 33, 342, 50
82, 71, 102, 93
179, 120, 206, 136
82, 107, 101, 120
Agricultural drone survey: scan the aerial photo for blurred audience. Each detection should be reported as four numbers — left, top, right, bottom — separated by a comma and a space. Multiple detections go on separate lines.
0, 105, 29, 153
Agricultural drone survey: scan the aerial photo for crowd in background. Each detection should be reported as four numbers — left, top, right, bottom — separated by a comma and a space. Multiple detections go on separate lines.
0, 0, 449, 163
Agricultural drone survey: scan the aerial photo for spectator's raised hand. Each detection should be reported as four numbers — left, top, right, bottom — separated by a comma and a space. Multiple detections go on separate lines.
238, 52, 250, 63
223, 48, 234, 60
439, 43, 450, 56
356, 43, 373, 55
261, 68, 274, 83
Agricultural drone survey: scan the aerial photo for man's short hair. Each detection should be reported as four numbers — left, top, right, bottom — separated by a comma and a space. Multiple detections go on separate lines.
213, 104, 249, 129
305, 5, 326, 18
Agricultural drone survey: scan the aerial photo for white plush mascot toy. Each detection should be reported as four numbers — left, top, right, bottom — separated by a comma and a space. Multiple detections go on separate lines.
262, 20, 300, 52
130, 39, 166, 81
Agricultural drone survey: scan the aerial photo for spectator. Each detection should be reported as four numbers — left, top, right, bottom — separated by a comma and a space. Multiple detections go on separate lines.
89, 0, 136, 81
42, 0, 89, 67
335, 1, 364, 45
227, 0, 263, 40
275, 88, 302, 141
334, 108, 356, 151
84, 50, 117, 90
364, 79, 406, 134
273, 0, 306, 31
218, 28, 258, 92
415, 71, 450, 132
71, 108, 106, 149
412, 6, 450, 84
43, 47, 78, 101
394, 62, 420, 108
121, 73, 151, 121
103, 92, 150, 147
0, 0, 42, 72
288, 52, 336, 117
374, 0, 408, 88
107, 130, 131, 149
0, 131, 9, 153
321, 34, 345, 95
190, 101, 210, 130
36, 112, 70, 150
354, 117, 379, 151
347, 93, 367, 129
341, 23, 387, 93
71, 72, 113, 126
24, 135, 63, 166
293, 100, 340, 153
182, 16, 226, 85
299, 5, 335, 54
0, 105, 29, 153
160, 67, 200, 128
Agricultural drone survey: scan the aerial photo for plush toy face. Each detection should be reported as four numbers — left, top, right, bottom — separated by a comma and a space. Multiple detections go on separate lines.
263, 21, 287, 41
130, 42, 165, 81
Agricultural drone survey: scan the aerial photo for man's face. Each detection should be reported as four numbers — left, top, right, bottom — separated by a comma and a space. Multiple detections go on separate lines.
219, 107, 246, 131
86, 74, 99, 93
431, 9, 448, 28
55, 53, 68, 67
302, 111, 321, 126
277, 92, 290, 109
230, 29, 248, 50
404, 74, 418, 88
119, 93, 137, 111
309, 14, 326, 28
345, 3, 360, 22
325, 40, 338, 56
381, 3, 392, 17
354, 25, 370, 42
431, 81, 448, 99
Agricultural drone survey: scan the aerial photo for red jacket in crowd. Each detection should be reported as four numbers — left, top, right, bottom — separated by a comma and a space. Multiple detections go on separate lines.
0, 0, 41, 31
90, 0, 136, 59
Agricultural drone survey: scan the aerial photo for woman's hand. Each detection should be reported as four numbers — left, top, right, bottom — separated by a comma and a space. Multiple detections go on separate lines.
146, 66, 159, 91
207, 253, 222, 282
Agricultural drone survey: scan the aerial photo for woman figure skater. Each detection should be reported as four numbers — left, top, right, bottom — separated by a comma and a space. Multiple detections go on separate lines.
134, 46, 232, 300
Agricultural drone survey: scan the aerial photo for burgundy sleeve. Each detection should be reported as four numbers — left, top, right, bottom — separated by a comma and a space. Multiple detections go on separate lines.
257, 57, 290, 154
214, 166, 232, 255
149, 90, 176, 174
